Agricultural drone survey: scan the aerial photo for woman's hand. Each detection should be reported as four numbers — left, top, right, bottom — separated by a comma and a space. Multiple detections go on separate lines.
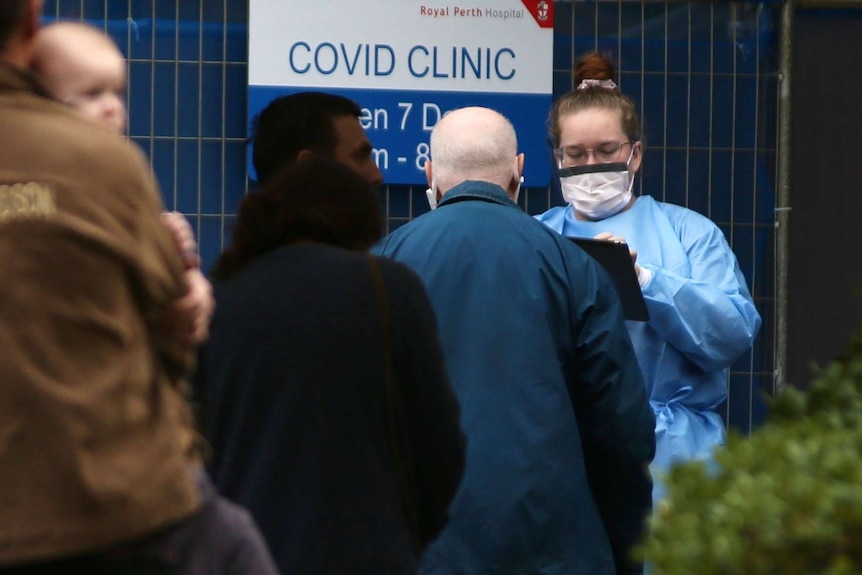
593, 231, 638, 265
593, 231, 651, 288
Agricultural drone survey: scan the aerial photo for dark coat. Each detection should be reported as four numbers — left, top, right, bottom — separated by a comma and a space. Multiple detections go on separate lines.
376, 181, 656, 575
195, 244, 466, 575
0, 64, 199, 565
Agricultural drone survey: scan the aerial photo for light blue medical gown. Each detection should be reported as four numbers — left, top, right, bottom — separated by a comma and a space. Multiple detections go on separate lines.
536, 196, 761, 501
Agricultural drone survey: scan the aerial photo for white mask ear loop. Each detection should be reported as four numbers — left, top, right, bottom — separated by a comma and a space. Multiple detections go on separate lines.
624, 145, 636, 194
513, 158, 523, 204
425, 178, 437, 210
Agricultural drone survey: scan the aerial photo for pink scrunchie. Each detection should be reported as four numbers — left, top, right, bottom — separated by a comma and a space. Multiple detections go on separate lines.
577, 79, 618, 91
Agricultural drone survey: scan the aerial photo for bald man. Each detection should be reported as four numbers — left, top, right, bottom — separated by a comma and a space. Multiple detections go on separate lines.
32, 21, 127, 133
375, 107, 656, 575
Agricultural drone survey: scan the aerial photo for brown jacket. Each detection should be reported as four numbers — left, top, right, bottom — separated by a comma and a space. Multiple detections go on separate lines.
0, 64, 200, 564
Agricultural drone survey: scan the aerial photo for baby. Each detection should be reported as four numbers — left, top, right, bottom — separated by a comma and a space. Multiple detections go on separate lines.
32, 22, 202, 268
30, 22, 278, 573
33, 21, 128, 134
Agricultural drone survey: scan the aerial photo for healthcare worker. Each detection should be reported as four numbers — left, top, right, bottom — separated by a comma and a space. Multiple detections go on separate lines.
536, 52, 762, 502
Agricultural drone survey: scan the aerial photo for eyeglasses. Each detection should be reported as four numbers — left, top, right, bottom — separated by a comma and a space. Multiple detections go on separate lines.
555, 141, 632, 167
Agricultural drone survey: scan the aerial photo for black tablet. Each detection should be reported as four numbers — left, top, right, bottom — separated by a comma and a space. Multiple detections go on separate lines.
569, 237, 649, 322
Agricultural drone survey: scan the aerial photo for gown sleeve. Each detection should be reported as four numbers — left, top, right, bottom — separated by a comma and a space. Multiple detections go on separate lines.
640, 217, 762, 372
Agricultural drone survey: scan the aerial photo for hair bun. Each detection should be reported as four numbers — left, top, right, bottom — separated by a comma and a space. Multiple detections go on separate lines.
574, 51, 616, 84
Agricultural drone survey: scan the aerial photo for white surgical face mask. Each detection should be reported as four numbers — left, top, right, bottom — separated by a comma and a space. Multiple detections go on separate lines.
559, 154, 635, 221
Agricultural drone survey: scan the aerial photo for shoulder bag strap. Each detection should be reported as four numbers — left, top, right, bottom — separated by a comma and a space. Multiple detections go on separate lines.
367, 254, 425, 557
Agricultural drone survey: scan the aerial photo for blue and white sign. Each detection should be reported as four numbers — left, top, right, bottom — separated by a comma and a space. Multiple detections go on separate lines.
248, 0, 555, 185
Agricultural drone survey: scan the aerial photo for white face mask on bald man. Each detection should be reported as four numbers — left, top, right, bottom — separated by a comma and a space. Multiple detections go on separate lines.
426, 158, 522, 211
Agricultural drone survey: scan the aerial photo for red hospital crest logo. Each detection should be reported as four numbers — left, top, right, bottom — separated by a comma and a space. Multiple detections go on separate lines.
537, 1, 549, 22
521, 0, 554, 28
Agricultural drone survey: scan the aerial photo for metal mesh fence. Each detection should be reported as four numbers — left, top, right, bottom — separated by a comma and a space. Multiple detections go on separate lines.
41, 0, 778, 433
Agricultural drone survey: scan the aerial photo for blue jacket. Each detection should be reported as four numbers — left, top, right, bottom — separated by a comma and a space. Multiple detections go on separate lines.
537, 196, 762, 501
376, 181, 655, 575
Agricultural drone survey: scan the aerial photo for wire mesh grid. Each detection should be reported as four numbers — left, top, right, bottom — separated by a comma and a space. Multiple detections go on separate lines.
43, 0, 248, 274
40, 0, 778, 434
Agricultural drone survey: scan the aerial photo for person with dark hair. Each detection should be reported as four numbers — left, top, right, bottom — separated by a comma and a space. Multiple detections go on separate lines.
0, 2, 277, 574
537, 51, 762, 503
195, 156, 465, 575
251, 91, 383, 186
211, 153, 383, 278
375, 106, 655, 575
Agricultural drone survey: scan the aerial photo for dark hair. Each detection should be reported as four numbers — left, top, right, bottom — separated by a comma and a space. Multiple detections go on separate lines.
251, 91, 362, 185
0, 0, 27, 51
211, 156, 383, 279
548, 51, 641, 148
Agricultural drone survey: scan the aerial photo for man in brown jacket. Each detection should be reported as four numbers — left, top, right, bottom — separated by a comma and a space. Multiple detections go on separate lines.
0, 2, 274, 573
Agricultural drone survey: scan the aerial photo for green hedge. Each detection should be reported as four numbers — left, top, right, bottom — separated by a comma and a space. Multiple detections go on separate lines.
640, 333, 862, 575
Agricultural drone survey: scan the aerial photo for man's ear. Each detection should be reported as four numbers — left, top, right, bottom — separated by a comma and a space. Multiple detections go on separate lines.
424, 159, 433, 188
296, 149, 314, 163
508, 153, 525, 196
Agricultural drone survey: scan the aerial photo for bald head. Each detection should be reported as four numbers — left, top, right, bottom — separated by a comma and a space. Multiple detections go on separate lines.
32, 22, 127, 133
34, 21, 120, 61
427, 107, 522, 196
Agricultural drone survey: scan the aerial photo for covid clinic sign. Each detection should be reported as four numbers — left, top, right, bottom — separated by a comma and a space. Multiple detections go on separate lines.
248, 0, 554, 186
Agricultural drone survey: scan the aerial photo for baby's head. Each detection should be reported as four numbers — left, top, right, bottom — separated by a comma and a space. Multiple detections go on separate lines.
32, 22, 127, 134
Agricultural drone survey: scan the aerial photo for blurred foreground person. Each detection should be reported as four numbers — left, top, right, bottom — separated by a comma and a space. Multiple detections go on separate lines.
0, 3, 274, 573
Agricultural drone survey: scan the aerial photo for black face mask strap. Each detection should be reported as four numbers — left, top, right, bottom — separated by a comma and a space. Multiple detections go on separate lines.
558, 162, 628, 178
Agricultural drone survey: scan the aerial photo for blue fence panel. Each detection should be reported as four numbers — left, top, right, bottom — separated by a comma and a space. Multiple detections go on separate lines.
40, 0, 778, 434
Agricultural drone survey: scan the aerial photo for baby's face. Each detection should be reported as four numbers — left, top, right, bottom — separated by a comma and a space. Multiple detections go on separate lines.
57, 46, 127, 134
